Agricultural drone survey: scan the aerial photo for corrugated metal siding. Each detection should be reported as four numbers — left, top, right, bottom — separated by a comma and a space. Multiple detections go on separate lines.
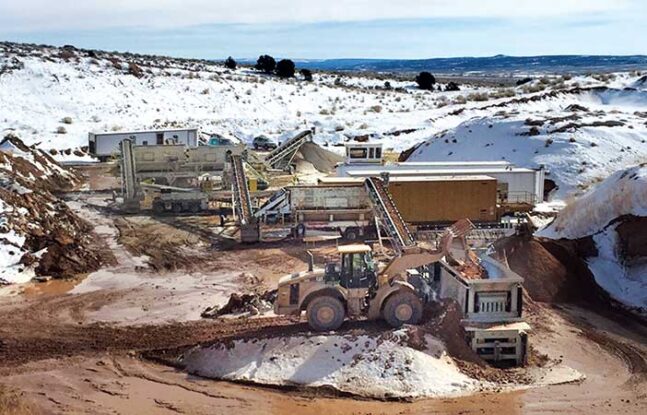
387, 179, 497, 223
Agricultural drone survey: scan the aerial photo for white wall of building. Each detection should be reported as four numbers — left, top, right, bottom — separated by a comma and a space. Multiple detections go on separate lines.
90, 129, 198, 157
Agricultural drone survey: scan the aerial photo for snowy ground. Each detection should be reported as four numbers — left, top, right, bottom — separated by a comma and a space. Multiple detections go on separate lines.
2, 42, 645, 202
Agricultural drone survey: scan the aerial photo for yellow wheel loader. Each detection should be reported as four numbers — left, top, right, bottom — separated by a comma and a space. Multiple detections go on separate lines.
274, 219, 475, 331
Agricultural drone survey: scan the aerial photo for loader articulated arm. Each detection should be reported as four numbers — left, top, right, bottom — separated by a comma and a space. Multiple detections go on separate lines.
380, 219, 475, 280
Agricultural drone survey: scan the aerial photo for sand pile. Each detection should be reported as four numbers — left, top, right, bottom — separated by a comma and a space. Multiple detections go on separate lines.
297, 142, 343, 173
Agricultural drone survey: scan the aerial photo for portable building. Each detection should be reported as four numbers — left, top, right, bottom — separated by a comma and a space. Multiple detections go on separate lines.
89, 128, 199, 160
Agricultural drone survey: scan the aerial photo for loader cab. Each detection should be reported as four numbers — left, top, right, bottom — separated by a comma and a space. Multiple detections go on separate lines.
325, 245, 376, 289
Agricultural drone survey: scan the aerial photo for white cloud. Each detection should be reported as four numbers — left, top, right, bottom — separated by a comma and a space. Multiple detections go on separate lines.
0, 0, 632, 32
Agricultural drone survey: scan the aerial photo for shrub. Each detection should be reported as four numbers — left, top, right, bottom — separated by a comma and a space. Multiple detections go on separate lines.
128, 62, 143, 78
415, 71, 436, 90
384, 81, 392, 89
276, 59, 296, 78
56, 126, 67, 134
108, 57, 122, 70
255, 55, 276, 74
224, 56, 237, 70
466, 92, 490, 102
445, 81, 460, 91
516, 77, 532, 86
61, 116, 73, 124
300, 68, 313, 81
58, 49, 75, 60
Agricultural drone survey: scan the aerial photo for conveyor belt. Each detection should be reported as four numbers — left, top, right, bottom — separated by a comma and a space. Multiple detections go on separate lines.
264, 130, 312, 170
120, 139, 138, 201
231, 155, 253, 225
365, 177, 415, 251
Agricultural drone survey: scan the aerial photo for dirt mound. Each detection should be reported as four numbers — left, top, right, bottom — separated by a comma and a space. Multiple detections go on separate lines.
421, 300, 482, 364
1, 135, 112, 282
420, 301, 536, 385
297, 142, 343, 173
201, 290, 276, 318
493, 235, 615, 306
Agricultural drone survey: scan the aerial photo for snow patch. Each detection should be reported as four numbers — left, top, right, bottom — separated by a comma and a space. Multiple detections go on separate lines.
183, 329, 481, 399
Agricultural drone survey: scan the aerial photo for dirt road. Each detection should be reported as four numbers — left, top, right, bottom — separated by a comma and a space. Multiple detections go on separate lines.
0, 192, 646, 414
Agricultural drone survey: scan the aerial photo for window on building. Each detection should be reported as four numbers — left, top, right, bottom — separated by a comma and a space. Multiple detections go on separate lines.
375, 147, 382, 159
142, 141, 148, 146
349, 148, 368, 159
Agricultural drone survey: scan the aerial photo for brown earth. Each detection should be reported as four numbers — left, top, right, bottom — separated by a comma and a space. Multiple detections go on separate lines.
616, 215, 647, 260
0, 158, 646, 413
1, 136, 114, 280
493, 235, 605, 304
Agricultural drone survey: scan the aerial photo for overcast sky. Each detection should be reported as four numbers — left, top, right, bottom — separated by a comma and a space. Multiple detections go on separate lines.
1, 0, 645, 59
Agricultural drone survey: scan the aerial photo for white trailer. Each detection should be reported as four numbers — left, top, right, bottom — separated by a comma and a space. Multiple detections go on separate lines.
89, 128, 199, 160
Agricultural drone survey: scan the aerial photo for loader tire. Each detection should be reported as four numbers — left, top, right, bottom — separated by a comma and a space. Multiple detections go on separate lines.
343, 227, 358, 241
152, 200, 165, 214
306, 296, 345, 332
383, 290, 423, 328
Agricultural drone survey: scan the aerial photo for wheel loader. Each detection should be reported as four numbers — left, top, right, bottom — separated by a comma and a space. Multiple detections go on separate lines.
274, 219, 476, 331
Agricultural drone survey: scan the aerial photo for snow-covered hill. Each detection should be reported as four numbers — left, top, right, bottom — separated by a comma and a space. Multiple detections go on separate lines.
1, 42, 646, 203
407, 87, 647, 199
538, 164, 647, 311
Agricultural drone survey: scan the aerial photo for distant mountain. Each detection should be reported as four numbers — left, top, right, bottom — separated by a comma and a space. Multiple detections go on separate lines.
290, 55, 647, 74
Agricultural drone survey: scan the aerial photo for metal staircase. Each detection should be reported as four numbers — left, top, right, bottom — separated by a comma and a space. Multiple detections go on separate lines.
365, 177, 415, 252
264, 130, 312, 171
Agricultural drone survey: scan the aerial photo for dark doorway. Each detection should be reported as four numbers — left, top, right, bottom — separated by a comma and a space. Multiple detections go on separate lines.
156, 133, 164, 145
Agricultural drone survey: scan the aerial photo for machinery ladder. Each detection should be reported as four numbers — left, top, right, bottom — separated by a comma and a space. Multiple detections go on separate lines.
264, 130, 312, 170
365, 177, 415, 252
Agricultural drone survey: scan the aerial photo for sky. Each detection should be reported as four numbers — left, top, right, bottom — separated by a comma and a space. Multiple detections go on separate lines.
0, 0, 646, 59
